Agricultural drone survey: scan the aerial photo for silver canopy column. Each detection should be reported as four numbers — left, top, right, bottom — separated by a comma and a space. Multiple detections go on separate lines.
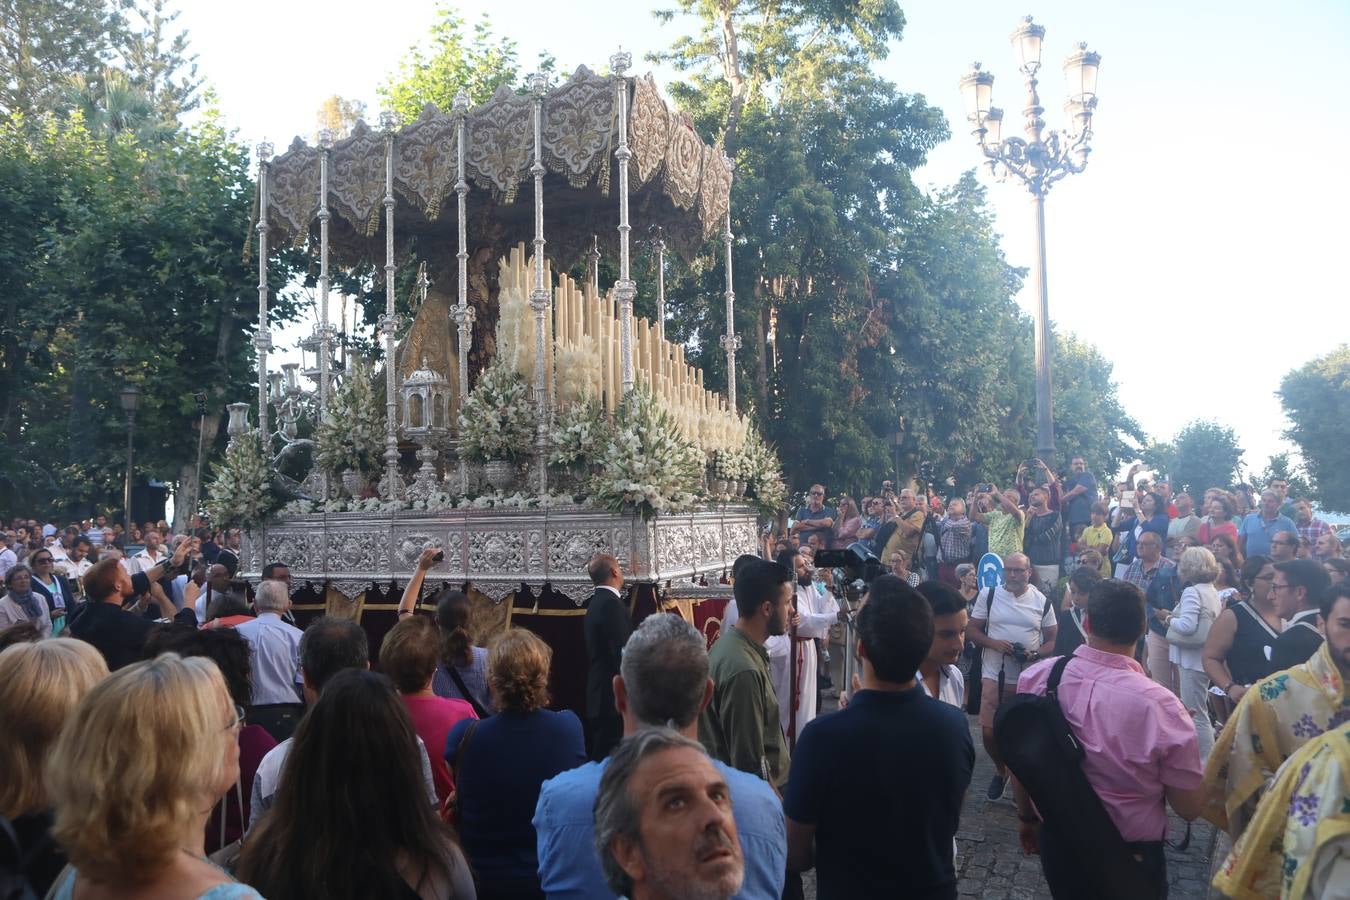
527, 72, 551, 495
611, 50, 636, 395
254, 141, 274, 441
378, 111, 405, 501
450, 91, 475, 495
719, 154, 740, 414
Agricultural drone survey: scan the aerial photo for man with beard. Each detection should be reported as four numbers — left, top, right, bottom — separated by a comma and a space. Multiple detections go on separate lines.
595, 728, 745, 900
769, 550, 840, 743
785, 576, 973, 898
700, 559, 795, 792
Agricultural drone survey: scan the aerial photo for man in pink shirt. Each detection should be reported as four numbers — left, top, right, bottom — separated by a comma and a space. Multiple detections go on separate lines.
1013, 579, 1206, 898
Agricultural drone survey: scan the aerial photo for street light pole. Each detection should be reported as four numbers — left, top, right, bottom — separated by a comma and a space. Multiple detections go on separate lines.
119, 384, 142, 537
960, 17, 1101, 464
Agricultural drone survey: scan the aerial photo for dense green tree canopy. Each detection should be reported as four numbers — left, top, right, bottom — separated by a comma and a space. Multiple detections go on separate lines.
1142, 420, 1244, 498
1279, 345, 1350, 511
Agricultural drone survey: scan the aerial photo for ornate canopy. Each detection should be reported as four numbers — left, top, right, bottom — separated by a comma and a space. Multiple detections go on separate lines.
264, 67, 731, 265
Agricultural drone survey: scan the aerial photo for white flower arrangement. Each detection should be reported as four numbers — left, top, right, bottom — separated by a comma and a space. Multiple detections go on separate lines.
206, 430, 278, 530
315, 357, 385, 477
280, 499, 317, 516
548, 397, 611, 468
592, 387, 704, 522
458, 358, 535, 462
743, 423, 788, 514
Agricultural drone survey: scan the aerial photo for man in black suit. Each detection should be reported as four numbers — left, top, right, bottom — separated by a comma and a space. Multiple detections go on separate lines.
584, 553, 631, 761
1270, 558, 1331, 670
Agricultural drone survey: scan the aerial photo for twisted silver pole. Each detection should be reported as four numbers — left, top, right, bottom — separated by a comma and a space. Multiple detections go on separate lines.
718, 155, 740, 414
379, 113, 404, 500
254, 142, 273, 442
451, 92, 474, 495
611, 50, 635, 395
527, 72, 550, 495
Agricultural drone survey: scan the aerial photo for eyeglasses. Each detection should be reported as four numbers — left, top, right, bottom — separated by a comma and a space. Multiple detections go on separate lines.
224, 704, 246, 733
32, 557, 53, 565
1271, 582, 1294, 593
810, 491, 824, 496
1005, 567, 1029, 574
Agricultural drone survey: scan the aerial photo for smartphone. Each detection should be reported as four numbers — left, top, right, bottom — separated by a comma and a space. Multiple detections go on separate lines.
432, 549, 445, 563
1120, 491, 1136, 510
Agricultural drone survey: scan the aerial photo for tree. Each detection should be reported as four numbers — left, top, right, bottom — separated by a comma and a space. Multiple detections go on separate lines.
117, 0, 201, 123
1258, 452, 1312, 501
1142, 420, 1244, 497
1279, 345, 1350, 511
377, 10, 525, 121
315, 94, 367, 141
63, 68, 173, 141
0, 0, 124, 119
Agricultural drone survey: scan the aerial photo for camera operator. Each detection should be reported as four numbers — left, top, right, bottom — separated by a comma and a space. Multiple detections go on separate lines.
968, 552, 1057, 802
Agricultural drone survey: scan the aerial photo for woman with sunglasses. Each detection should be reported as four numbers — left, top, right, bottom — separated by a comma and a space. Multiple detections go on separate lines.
27, 550, 74, 634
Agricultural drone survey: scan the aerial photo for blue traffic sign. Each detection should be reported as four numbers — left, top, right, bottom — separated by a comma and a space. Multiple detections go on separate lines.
977, 553, 1004, 589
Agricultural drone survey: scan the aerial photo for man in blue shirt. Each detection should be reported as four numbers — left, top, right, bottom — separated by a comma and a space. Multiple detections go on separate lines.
1238, 489, 1298, 558
784, 575, 973, 899
790, 484, 835, 549
534, 613, 785, 900
1061, 456, 1099, 540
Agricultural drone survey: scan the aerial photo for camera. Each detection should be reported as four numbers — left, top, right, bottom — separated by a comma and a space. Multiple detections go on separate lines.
1009, 643, 1030, 664
977, 483, 994, 494
432, 549, 445, 563
815, 542, 886, 586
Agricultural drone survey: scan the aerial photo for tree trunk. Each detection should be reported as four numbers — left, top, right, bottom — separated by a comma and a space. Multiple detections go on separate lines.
175, 411, 222, 533
717, 1, 748, 155
752, 282, 769, 412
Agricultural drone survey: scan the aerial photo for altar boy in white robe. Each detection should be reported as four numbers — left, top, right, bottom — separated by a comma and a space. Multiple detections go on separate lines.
768, 549, 840, 742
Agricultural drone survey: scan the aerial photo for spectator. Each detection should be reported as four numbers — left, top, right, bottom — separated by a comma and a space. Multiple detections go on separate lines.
142, 625, 277, 856
785, 575, 973, 898
0, 619, 40, 650
1202, 556, 1280, 716
1022, 488, 1063, 593
878, 488, 926, 569
936, 499, 972, 586
888, 548, 921, 587
201, 564, 249, 626
830, 497, 862, 549
0, 564, 51, 638
956, 562, 979, 609
0, 533, 17, 582
398, 547, 491, 714
584, 553, 632, 761
534, 613, 785, 900
1012, 579, 1204, 898
128, 528, 168, 574
914, 581, 970, 708
699, 559, 794, 791
380, 616, 478, 807
1214, 711, 1350, 899
1119, 492, 1170, 576
46, 654, 262, 899
594, 728, 745, 900
67, 547, 196, 671
1157, 548, 1223, 759
972, 487, 1025, 562
1314, 530, 1342, 563
1269, 558, 1332, 669
1207, 532, 1244, 571
1061, 455, 1099, 541
1015, 458, 1061, 512
446, 628, 586, 899
856, 497, 884, 550
1238, 490, 1298, 559
26, 547, 73, 633
235, 579, 305, 741
1053, 565, 1101, 657
968, 552, 1057, 800
0, 639, 108, 897
1166, 493, 1201, 552
790, 485, 835, 548
1079, 503, 1114, 578
237, 669, 475, 899
1204, 585, 1350, 838
1197, 494, 1239, 547
1123, 532, 1181, 693
1326, 557, 1350, 586
54, 536, 93, 592
249, 617, 439, 830
1213, 558, 1242, 608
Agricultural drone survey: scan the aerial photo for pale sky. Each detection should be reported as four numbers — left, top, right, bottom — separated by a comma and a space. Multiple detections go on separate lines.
176, 0, 1350, 479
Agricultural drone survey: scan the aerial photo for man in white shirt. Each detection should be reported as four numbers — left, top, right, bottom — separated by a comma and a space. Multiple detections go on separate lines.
248, 617, 437, 830
128, 529, 168, 574
53, 537, 93, 593
915, 581, 969, 709
235, 580, 305, 741
0, 536, 16, 582
968, 552, 1057, 800
770, 549, 841, 742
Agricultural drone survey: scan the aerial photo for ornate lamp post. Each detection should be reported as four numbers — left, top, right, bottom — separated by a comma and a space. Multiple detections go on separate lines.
401, 358, 451, 501
961, 16, 1101, 463
119, 384, 141, 536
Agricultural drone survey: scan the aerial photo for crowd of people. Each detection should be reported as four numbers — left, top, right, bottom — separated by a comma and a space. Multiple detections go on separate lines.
1, 465, 1347, 900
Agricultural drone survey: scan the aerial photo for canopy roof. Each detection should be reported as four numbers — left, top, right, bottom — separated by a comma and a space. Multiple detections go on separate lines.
264, 67, 731, 266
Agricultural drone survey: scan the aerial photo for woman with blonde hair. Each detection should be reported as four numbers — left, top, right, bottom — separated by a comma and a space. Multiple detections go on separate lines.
445, 628, 585, 899
45, 653, 261, 899
0, 639, 108, 895
1156, 546, 1223, 760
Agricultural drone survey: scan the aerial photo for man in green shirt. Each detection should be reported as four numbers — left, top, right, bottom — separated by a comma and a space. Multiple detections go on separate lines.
701, 558, 797, 791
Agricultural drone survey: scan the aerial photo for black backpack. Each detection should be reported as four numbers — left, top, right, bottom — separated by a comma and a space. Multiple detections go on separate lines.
0, 817, 44, 900
993, 653, 1158, 899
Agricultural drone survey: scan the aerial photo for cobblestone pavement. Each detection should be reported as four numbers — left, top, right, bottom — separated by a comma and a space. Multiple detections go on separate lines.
803, 659, 1219, 899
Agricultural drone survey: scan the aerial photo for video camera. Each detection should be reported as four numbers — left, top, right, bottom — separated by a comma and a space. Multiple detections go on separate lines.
814, 541, 887, 585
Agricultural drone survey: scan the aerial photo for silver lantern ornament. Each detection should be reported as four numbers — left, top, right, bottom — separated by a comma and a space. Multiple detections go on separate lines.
401, 358, 451, 501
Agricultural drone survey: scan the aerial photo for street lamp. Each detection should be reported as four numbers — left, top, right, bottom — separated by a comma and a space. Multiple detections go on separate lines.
119, 384, 142, 537
960, 16, 1101, 463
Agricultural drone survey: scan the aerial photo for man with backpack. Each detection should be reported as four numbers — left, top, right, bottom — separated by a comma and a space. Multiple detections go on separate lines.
1008, 579, 1205, 898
